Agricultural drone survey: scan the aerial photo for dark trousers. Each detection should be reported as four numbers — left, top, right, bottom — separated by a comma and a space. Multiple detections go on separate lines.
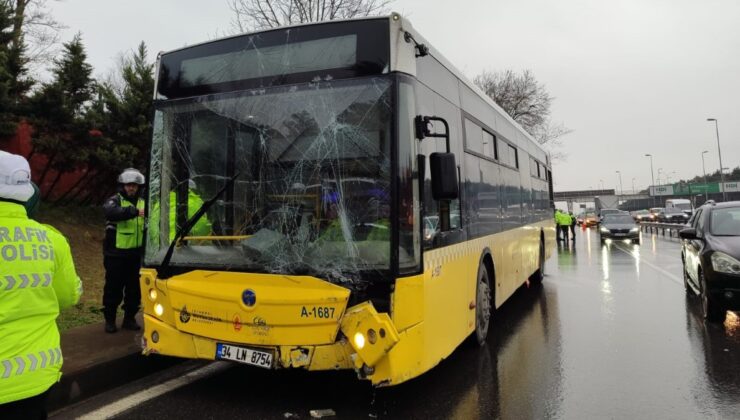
103, 254, 142, 321
570, 224, 576, 239
0, 389, 49, 420
558, 225, 569, 242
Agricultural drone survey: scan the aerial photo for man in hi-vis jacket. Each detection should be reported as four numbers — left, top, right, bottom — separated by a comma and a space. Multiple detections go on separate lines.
0, 151, 81, 419
102, 168, 145, 333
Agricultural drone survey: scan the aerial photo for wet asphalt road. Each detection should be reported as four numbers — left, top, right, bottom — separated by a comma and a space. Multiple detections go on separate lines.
68, 228, 740, 419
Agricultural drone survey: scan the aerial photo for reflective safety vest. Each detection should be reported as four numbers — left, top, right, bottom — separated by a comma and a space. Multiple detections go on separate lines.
149, 190, 211, 244
0, 201, 82, 404
116, 194, 145, 249
556, 212, 571, 226
168, 191, 211, 239
366, 218, 390, 241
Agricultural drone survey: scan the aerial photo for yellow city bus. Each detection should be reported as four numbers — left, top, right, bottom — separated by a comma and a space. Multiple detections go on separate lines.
140, 13, 555, 386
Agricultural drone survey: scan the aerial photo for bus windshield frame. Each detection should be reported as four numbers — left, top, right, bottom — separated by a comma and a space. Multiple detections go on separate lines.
157, 19, 390, 100
145, 76, 412, 282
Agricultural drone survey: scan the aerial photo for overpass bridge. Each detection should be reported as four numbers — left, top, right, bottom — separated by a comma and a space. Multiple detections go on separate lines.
553, 189, 651, 212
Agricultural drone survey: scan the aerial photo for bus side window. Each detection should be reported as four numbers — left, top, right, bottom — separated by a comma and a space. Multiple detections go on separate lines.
420, 139, 462, 249
415, 86, 463, 250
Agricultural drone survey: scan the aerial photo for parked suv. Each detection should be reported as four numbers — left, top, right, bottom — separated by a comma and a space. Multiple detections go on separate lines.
679, 201, 740, 323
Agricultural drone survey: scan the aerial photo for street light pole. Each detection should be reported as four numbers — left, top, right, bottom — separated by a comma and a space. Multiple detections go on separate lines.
645, 154, 656, 206
657, 168, 663, 186
632, 177, 636, 194
707, 118, 726, 202
616, 170, 623, 196
701, 150, 709, 201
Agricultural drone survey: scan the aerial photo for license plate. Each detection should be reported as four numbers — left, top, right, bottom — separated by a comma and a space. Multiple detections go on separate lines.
216, 343, 273, 369
614, 233, 625, 236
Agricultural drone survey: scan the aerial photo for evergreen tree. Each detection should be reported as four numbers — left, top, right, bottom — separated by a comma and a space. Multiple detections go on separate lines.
29, 33, 95, 195
0, 0, 18, 138
99, 41, 154, 169
0, 0, 34, 139
51, 32, 93, 113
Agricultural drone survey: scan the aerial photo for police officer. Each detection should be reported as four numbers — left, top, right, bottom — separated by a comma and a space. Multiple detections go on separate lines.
556, 209, 570, 242
102, 168, 145, 333
0, 152, 81, 418
569, 211, 577, 241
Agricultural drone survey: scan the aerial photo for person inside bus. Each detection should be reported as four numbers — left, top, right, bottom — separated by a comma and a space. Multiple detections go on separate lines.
148, 179, 212, 243
365, 201, 390, 241
319, 202, 347, 242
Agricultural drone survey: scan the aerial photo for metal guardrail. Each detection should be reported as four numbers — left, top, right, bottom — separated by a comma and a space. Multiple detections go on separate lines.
640, 222, 688, 238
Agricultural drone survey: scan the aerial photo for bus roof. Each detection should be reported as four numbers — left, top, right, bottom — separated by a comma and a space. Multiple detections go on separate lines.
392, 14, 549, 164
156, 13, 550, 167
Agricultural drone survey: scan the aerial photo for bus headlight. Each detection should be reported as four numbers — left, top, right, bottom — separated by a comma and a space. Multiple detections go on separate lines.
148, 288, 158, 301
341, 302, 400, 368
353, 332, 366, 349
154, 303, 164, 317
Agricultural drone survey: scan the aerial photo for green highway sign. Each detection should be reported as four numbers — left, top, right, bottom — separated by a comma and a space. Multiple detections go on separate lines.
673, 182, 721, 194
650, 181, 739, 196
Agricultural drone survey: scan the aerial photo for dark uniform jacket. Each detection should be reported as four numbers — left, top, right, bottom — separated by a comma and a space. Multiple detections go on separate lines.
103, 191, 143, 257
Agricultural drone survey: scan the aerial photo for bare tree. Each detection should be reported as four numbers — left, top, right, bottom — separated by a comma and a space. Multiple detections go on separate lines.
473, 69, 571, 158
10, 0, 65, 70
228, 0, 393, 33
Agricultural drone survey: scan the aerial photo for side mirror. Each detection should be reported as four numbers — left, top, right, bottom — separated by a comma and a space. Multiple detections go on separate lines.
430, 152, 458, 200
679, 227, 697, 240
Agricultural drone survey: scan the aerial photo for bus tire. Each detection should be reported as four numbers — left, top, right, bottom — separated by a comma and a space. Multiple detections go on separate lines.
529, 237, 545, 284
473, 263, 492, 346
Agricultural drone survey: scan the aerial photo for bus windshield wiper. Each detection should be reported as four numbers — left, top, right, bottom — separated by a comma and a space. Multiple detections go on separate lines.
159, 172, 240, 279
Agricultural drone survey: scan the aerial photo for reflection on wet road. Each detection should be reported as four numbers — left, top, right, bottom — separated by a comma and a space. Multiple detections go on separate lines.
112, 228, 740, 419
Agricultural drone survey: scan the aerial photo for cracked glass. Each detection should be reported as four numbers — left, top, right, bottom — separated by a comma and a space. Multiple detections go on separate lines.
145, 77, 398, 283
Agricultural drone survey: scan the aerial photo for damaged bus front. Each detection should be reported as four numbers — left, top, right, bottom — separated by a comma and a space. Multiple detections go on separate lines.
141, 17, 419, 385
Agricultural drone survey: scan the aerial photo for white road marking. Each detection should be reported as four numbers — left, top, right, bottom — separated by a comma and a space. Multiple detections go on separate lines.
612, 243, 683, 286
77, 362, 230, 420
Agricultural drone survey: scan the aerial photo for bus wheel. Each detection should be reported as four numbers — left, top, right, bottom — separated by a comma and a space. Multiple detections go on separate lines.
529, 238, 545, 284
474, 263, 492, 346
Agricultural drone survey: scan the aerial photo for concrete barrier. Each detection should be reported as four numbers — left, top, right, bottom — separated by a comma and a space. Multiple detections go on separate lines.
640, 222, 688, 238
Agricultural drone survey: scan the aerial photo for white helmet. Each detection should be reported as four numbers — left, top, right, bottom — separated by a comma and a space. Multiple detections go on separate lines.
118, 168, 145, 185
0, 151, 34, 202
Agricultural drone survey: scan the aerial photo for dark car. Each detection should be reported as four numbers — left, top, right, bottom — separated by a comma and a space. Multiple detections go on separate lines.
679, 201, 740, 323
598, 208, 624, 219
658, 209, 690, 224
599, 213, 640, 244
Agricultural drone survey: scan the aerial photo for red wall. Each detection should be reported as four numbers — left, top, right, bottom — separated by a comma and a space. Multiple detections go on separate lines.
1, 121, 88, 201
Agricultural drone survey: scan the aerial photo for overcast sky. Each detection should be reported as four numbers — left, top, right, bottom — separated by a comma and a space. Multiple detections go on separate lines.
48, 0, 740, 192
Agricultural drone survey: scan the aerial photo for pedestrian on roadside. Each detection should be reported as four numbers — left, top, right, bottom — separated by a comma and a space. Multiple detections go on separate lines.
0, 152, 81, 419
102, 168, 145, 333
554, 209, 562, 242
569, 211, 577, 241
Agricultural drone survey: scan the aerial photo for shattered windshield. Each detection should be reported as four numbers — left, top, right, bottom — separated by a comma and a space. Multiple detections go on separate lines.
145, 77, 395, 280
